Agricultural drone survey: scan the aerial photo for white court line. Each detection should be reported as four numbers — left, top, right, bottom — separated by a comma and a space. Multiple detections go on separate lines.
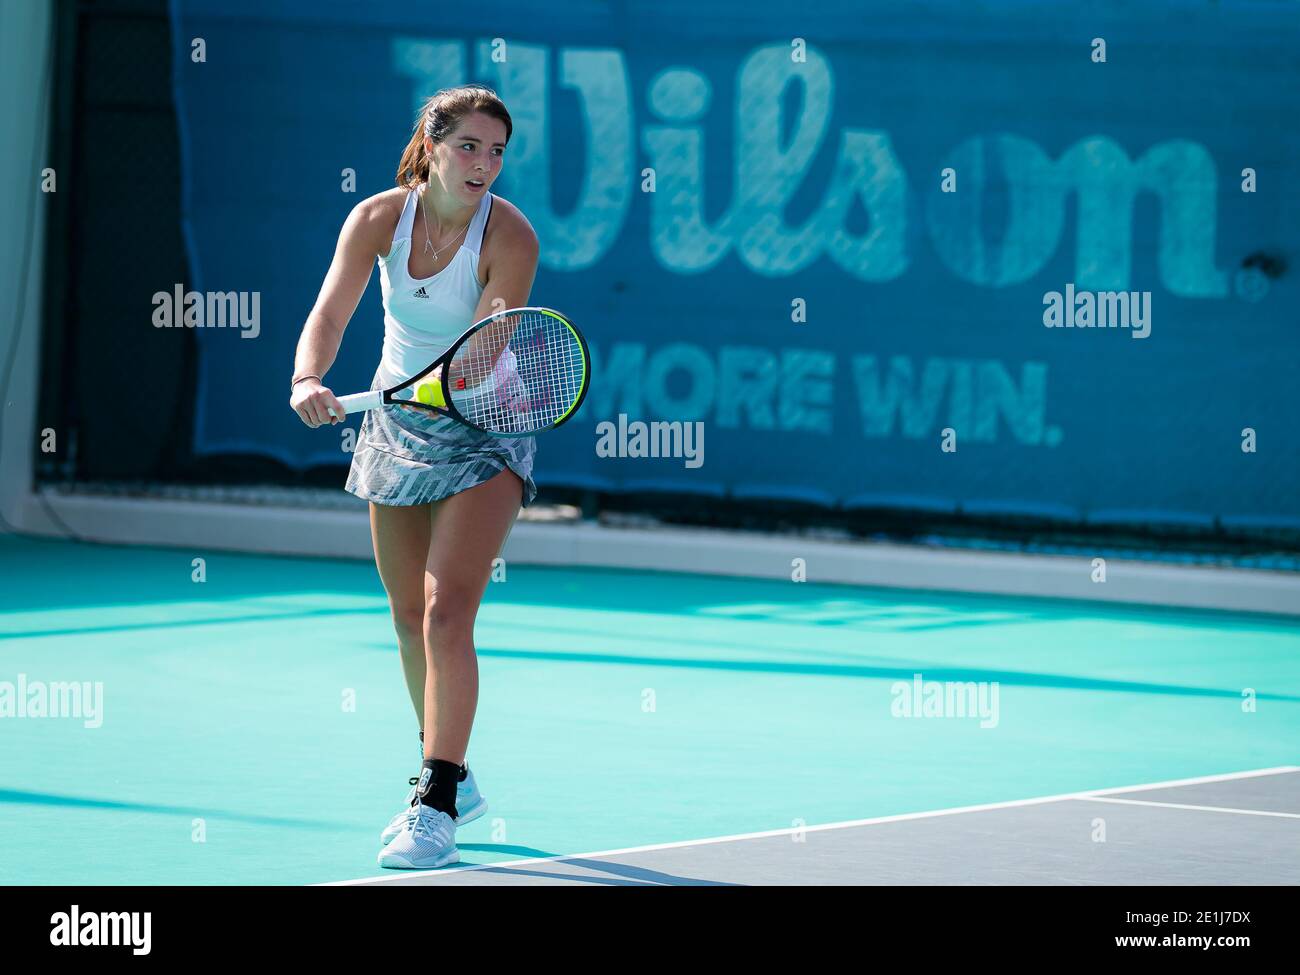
1081, 796, 1300, 819
319, 765, 1300, 886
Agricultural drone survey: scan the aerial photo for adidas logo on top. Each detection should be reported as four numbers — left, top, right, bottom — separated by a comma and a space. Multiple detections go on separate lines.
412, 286, 429, 299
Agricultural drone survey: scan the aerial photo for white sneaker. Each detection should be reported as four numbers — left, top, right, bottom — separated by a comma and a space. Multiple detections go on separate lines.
379, 767, 488, 845
377, 801, 459, 869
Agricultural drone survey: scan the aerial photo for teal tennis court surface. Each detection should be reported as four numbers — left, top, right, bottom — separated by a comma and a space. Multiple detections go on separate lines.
3, 532, 1297, 886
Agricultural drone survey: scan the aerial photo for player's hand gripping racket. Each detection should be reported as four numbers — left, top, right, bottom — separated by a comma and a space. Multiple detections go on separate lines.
327, 307, 590, 436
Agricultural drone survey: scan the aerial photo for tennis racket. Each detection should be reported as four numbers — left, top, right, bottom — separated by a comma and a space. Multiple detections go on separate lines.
328, 306, 590, 437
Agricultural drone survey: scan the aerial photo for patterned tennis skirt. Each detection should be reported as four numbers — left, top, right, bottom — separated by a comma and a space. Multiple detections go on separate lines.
344, 367, 537, 508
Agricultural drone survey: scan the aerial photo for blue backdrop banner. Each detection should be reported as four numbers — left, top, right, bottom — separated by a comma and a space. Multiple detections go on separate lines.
168, 0, 1300, 528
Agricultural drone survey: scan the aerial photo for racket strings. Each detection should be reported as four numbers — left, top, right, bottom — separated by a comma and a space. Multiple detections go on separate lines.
449, 311, 585, 434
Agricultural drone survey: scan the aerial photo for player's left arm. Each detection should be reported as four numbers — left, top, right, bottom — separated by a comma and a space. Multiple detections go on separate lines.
471, 207, 540, 322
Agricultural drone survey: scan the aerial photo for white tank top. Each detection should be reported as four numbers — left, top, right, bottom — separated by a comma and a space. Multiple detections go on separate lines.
376, 185, 493, 386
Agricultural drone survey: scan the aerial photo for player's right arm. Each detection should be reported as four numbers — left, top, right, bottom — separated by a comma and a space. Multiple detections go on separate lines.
290, 194, 395, 427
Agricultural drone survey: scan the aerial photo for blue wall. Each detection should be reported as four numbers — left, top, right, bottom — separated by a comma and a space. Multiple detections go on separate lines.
169, 0, 1300, 529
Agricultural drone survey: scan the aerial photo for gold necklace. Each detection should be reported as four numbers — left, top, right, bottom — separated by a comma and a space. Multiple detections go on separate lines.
419, 186, 474, 262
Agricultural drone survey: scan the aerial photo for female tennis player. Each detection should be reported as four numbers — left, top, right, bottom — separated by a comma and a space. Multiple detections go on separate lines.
288, 85, 539, 869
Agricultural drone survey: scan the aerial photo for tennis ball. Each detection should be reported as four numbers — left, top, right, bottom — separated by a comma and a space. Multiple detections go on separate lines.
416, 383, 436, 405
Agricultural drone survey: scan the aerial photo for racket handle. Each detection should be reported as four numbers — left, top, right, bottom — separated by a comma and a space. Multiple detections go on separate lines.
332, 390, 384, 416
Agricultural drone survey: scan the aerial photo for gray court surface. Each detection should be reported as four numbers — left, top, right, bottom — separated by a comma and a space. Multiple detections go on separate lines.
334, 767, 1300, 886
